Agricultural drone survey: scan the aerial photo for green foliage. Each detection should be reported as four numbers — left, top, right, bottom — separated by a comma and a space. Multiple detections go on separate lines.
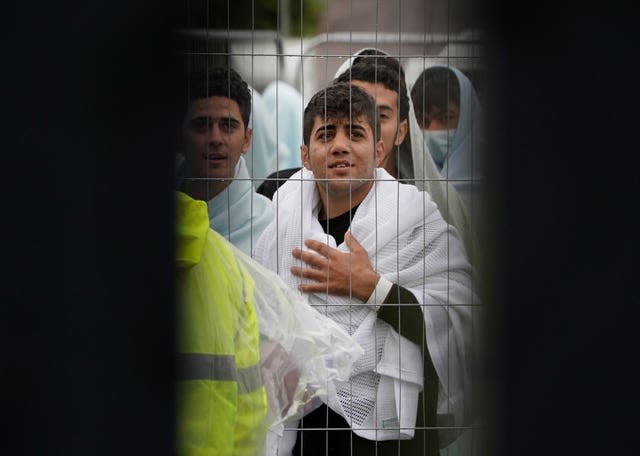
192, 0, 323, 37
291, 0, 324, 37
247, 0, 325, 37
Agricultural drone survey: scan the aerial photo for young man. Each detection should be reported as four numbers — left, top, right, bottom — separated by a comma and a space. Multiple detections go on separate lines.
411, 65, 485, 219
253, 83, 475, 456
255, 52, 409, 196
411, 66, 461, 134
180, 67, 272, 256
333, 52, 410, 180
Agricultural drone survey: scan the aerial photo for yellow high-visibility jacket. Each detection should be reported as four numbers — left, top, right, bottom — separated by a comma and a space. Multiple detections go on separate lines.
175, 191, 267, 456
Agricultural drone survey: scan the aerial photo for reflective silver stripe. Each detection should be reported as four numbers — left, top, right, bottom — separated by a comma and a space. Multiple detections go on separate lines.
237, 363, 263, 393
176, 353, 263, 393
177, 353, 236, 381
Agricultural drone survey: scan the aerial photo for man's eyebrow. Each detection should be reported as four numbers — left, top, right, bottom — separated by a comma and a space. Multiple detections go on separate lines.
218, 115, 241, 125
314, 123, 336, 132
188, 115, 211, 125
345, 123, 369, 136
189, 114, 240, 123
349, 123, 367, 131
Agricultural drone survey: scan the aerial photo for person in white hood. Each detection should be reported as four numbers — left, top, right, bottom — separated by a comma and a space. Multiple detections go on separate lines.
253, 82, 475, 456
411, 65, 485, 220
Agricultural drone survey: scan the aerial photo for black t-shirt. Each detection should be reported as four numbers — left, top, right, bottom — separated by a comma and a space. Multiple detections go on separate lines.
318, 204, 359, 246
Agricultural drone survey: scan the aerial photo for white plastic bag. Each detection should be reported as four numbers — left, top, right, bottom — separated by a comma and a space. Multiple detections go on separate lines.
232, 246, 364, 451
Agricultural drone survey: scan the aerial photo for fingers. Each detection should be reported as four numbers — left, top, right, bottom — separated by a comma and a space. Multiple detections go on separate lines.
344, 231, 355, 250
290, 265, 327, 281
304, 239, 333, 258
292, 248, 327, 268
290, 267, 333, 293
291, 245, 331, 282
344, 231, 365, 253
298, 282, 333, 294
345, 232, 365, 253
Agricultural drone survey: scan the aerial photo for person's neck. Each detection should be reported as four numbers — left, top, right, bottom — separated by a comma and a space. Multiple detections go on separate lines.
317, 182, 373, 220
380, 149, 398, 178
183, 181, 228, 202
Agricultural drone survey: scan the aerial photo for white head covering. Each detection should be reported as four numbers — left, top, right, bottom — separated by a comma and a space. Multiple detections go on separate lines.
245, 85, 280, 188
333, 49, 480, 265
262, 80, 304, 170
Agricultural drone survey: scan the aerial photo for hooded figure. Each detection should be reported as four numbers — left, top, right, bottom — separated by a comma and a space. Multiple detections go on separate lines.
411, 64, 485, 220
334, 49, 480, 267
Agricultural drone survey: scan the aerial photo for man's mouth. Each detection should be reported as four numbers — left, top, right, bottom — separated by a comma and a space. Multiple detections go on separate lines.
202, 153, 226, 160
329, 161, 352, 169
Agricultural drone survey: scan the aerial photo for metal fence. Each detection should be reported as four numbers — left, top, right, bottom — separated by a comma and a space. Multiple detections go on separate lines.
176, 2, 489, 455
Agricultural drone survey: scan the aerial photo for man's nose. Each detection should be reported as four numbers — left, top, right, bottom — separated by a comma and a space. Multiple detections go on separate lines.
207, 123, 224, 145
330, 130, 350, 154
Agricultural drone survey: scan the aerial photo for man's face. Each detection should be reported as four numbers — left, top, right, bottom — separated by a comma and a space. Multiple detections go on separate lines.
422, 102, 460, 131
182, 96, 252, 196
351, 80, 408, 163
301, 114, 383, 197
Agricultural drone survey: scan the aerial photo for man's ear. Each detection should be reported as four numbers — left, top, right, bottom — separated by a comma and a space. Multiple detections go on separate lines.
241, 127, 253, 154
374, 139, 385, 167
301, 144, 311, 169
394, 119, 409, 146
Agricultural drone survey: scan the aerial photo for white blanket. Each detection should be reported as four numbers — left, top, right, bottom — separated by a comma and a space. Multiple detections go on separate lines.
253, 167, 475, 441
208, 156, 273, 256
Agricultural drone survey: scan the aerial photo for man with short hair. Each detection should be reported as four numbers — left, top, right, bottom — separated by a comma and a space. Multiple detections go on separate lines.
255, 52, 410, 195
333, 52, 410, 180
180, 66, 272, 255
253, 82, 475, 456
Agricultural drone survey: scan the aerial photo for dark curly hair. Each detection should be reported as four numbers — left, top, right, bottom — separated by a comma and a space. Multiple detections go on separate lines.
334, 55, 409, 123
303, 83, 380, 146
187, 66, 251, 127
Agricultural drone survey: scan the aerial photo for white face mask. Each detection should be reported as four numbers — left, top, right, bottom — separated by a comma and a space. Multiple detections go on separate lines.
423, 129, 456, 169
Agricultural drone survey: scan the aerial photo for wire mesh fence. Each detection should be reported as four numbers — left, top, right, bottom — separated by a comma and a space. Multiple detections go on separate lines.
175, 1, 490, 455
